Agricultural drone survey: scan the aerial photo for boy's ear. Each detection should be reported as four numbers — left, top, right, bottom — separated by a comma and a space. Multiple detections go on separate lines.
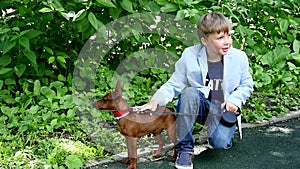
115, 81, 122, 93
200, 37, 208, 46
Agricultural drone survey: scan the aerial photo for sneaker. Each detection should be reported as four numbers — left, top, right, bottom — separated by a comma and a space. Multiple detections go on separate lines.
175, 152, 193, 169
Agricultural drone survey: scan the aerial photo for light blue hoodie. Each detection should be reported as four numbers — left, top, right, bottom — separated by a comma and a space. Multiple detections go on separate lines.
151, 44, 254, 109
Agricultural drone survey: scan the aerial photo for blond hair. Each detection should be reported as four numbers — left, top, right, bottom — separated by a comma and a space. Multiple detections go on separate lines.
197, 12, 232, 41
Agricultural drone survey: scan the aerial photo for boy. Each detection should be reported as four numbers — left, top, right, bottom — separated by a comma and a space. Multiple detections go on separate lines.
140, 12, 254, 169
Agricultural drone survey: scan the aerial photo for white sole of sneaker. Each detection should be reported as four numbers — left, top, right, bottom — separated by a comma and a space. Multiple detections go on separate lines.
175, 163, 193, 169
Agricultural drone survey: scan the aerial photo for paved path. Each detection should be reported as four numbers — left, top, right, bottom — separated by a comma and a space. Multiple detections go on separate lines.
87, 117, 300, 169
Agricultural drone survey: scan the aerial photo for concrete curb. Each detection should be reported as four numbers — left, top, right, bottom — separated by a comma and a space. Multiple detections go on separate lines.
84, 110, 300, 168
241, 109, 300, 128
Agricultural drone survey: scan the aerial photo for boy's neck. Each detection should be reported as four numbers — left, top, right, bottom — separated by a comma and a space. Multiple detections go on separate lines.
207, 54, 223, 62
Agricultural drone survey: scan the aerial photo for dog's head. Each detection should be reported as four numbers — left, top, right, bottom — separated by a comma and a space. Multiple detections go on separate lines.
94, 81, 122, 110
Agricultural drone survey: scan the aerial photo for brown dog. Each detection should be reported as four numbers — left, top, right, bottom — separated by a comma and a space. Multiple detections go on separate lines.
94, 81, 177, 169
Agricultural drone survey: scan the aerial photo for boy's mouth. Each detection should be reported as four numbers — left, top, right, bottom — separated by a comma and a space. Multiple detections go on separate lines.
222, 47, 229, 53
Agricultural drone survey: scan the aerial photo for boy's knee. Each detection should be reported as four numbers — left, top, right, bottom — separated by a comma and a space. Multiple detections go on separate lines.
209, 136, 233, 150
181, 87, 198, 98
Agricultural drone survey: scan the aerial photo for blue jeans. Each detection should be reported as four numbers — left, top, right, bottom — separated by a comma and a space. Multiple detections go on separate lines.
175, 87, 236, 152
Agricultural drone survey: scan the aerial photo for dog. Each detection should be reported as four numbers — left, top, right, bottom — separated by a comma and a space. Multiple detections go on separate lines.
94, 81, 177, 169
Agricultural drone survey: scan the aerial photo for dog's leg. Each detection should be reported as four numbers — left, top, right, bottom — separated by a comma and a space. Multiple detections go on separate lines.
167, 123, 177, 162
126, 136, 138, 169
153, 133, 164, 158
122, 137, 131, 164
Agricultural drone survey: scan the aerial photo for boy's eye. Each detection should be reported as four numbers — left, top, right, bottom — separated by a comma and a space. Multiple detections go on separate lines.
217, 34, 231, 39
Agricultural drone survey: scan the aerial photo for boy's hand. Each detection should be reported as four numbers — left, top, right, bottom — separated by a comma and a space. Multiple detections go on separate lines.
221, 101, 238, 112
138, 100, 159, 115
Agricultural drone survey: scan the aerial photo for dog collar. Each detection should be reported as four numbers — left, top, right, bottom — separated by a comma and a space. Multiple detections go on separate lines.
113, 110, 130, 120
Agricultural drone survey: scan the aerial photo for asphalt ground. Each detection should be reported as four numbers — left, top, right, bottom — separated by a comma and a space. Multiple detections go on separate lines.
89, 118, 300, 169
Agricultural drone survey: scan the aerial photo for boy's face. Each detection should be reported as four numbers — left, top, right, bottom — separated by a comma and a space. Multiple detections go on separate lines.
204, 31, 232, 57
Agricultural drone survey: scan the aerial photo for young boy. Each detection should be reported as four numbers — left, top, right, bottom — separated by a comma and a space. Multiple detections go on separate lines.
140, 12, 254, 169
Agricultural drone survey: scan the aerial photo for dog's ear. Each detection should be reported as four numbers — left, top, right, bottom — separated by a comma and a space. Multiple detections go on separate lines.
115, 81, 122, 93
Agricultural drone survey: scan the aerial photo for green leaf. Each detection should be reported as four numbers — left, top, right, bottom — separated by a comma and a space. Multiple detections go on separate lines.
21, 98, 32, 110
96, 0, 116, 8
23, 0, 30, 4
109, 7, 122, 19
12, 27, 20, 32
287, 62, 296, 70
19, 37, 30, 50
175, 10, 187, 20
60, 12, 70, 21
39, 99, 51, 107
259, 53, 272, 65
41, 86, 56, 100
5, 78, 16, 85
27, 106, 39, 115
39, 7, 53, 13
281, 74, 293, 82
57, 74, 66, 82
183, 0, 193, 5
160, 3, 178, 13
0, 80, 3, 89
66, 109, 76, 118
48, 56, 55, 64
46, 125, 53, 132
56, 52, 69, 58
8, 116, 20, 128
293, 39, 300, 53
278, 19, 289, 33
65, 155, 84, 169
14, 64, 26, 77
0, 68, 12, 75
34, 80, 41, 96
260, 47, 290, 68
88, 12, 104, 30
1, 106, 10, 116
2, 41, 16, 54
50, 119, 58, 128
23, 30, 44, 39
144, 1, 160, 13
73, 9, 86, 21
120, 0, 133, 13
50, 81, 64, 89
155, 0, 169, 5
255, 72, 272, 87
23, 49, 37, 65
289, 53, 300, 64
246, 37, 256, 47
0, 55, 12, 67
44, 46, 54, 55
57, 56, 67, 68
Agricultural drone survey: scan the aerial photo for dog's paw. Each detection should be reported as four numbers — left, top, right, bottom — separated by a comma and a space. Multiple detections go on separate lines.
152, 153, 161, 159
121, 158, 130, 164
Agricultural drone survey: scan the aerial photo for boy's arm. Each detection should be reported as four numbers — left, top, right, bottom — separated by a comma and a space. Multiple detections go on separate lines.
150, 56, 188, 106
